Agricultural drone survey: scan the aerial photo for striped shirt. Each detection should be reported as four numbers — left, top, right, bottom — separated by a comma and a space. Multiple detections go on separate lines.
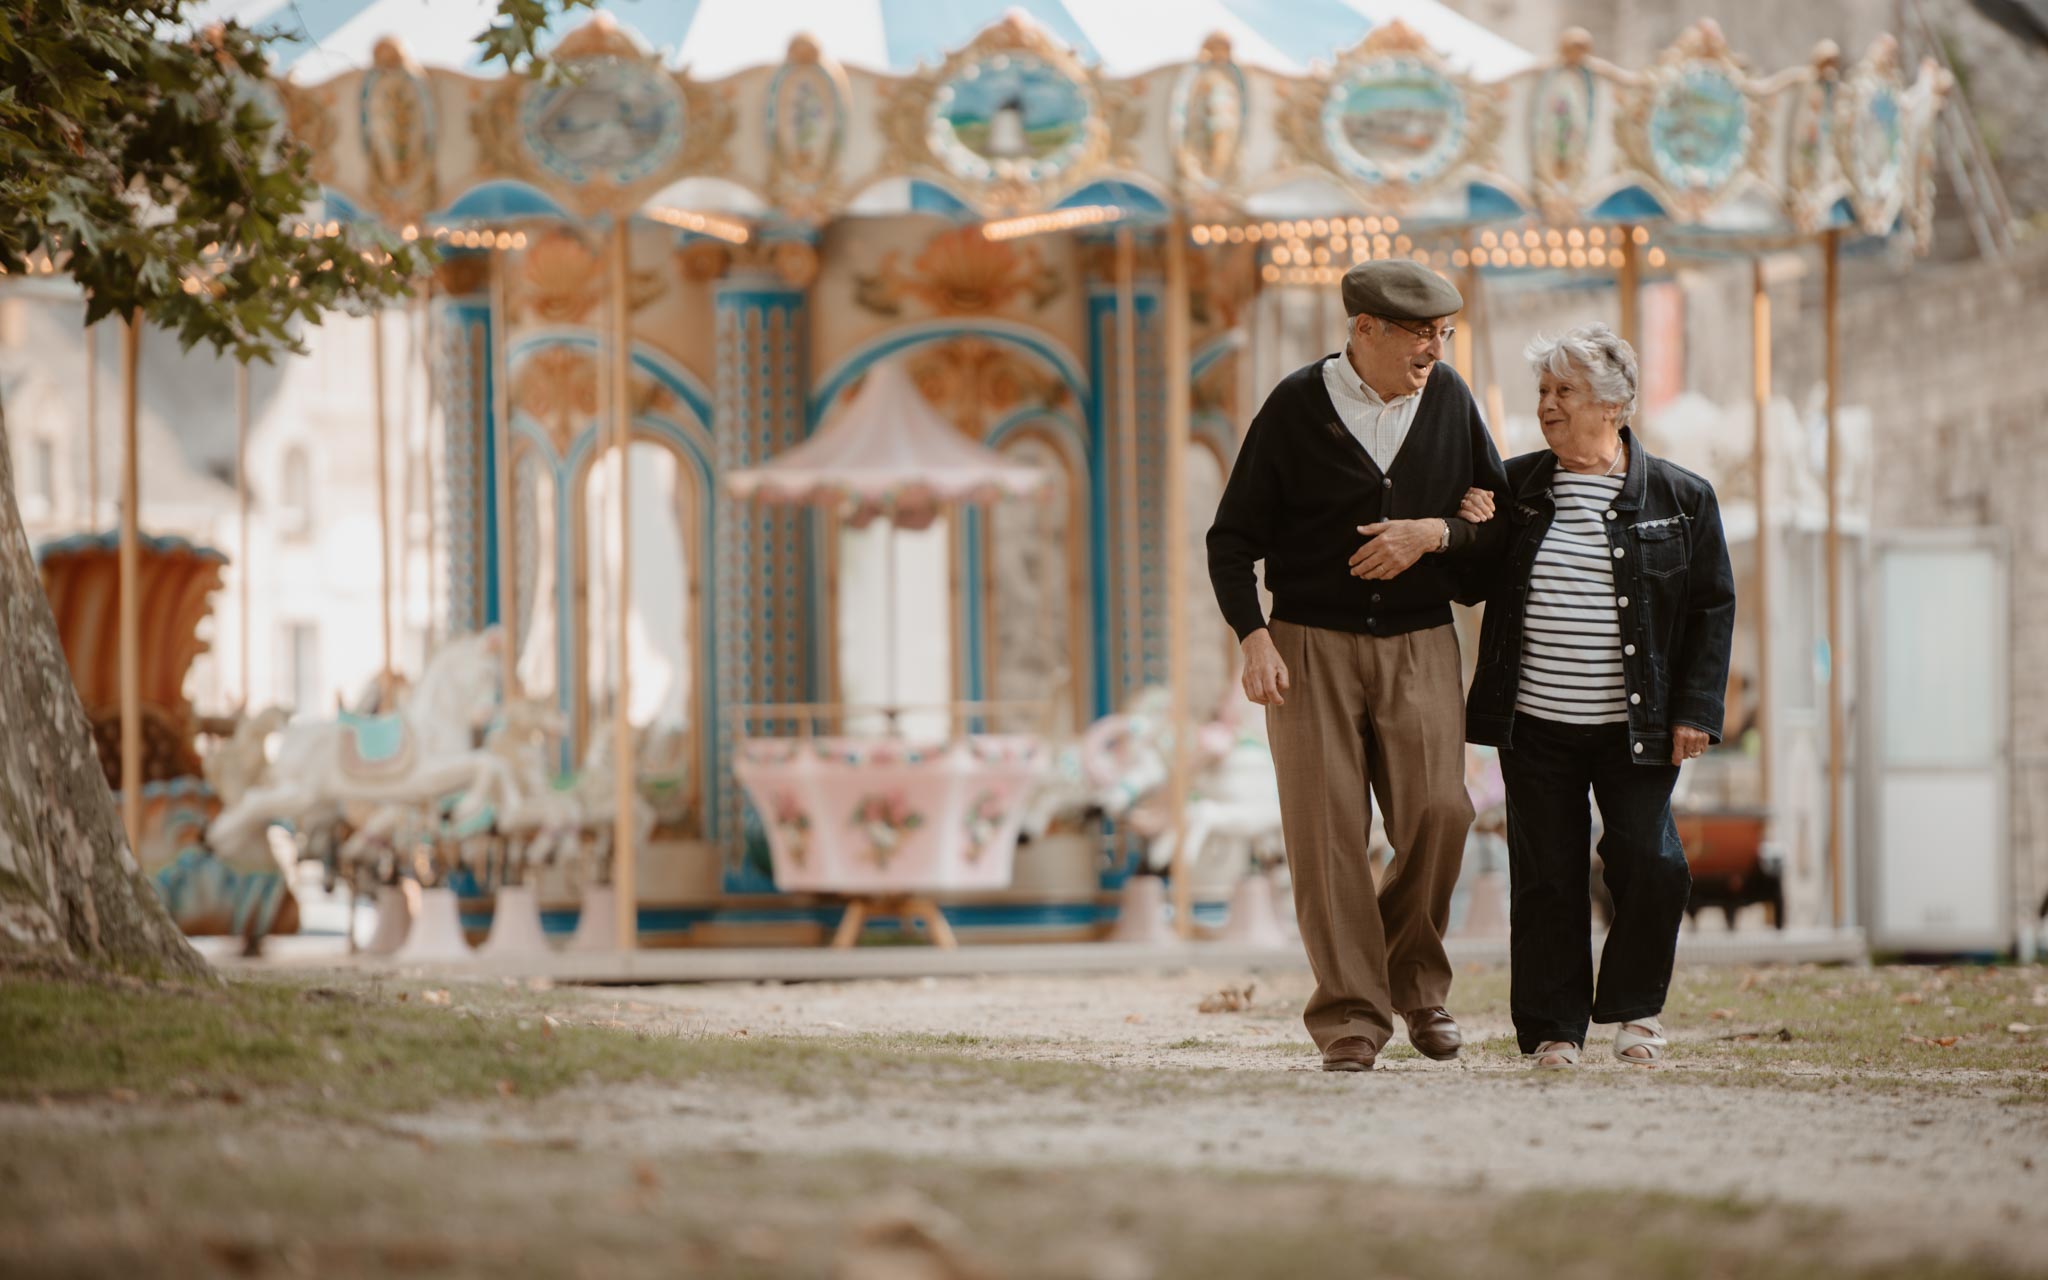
1515, 471, 1630, 725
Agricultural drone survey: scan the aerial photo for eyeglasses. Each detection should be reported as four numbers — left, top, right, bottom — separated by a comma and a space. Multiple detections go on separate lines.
1374, 316, 1456, 345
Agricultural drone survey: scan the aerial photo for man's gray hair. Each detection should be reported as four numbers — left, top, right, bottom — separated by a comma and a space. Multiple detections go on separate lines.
1524, 323, 1638, 423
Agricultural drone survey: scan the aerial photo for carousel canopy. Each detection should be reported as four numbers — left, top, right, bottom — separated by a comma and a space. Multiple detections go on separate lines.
224, 2, 1947, 255
724, 359, 1047, 525
188, 0, 1534, 80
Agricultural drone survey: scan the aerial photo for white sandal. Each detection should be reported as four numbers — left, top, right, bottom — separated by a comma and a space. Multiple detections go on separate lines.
1528, 1040, 1580, 1069
1614, 1017, 1669, 1065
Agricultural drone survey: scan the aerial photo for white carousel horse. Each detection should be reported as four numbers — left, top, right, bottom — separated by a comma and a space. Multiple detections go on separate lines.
203, 706, 290, 808
1016, 686, 1173, 841
1134, 680, 1284, 878
206, 629, 520, 862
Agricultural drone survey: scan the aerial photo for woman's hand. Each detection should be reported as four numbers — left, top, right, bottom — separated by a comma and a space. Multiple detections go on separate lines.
1672, 726, 1710, 765
1458, 487, 1496, 523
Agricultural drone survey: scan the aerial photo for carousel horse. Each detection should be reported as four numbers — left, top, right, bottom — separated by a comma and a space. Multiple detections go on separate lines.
206, 629, 519, 863
1130, 680, 1284, 879
1016, 686, 1174, 842
203, 705, 290, 807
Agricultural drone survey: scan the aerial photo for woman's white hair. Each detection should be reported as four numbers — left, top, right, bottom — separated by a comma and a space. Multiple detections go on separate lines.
1524, 323, 1638, 423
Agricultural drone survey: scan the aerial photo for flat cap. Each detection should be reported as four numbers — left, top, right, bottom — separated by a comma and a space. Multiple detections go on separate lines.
1340, 259, 1463, 321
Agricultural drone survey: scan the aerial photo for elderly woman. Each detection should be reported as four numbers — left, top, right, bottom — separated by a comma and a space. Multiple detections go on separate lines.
1456, 323, 1735, 1068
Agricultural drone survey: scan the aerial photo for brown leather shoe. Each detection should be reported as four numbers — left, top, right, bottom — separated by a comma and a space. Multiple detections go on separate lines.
1402, 1008, 1463, 1061
1320, 1036, 1378, 1072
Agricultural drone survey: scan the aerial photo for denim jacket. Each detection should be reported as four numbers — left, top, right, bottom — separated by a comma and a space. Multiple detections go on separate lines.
1464, 427, 1737, 765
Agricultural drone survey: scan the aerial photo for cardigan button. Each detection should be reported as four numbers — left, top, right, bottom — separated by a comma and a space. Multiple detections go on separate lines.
1382, 478, 1393, 490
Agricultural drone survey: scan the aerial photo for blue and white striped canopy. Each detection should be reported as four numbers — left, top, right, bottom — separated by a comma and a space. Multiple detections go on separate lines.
186, 0, 1533, 81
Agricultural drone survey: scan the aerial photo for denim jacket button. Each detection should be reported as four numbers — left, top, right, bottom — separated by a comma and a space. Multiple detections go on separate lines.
1613, 547, 1625, 559
1605, 510, 1617, 520
1632, 742, 1644, 754
1617, 595, 1630, 608
1630, 693, 1642, 705
1625, 644, 1637, 656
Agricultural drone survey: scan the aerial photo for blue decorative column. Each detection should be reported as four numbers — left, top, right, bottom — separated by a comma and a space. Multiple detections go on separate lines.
1083, 236, 1167, 717
712, 251, 812, 871
427, 251, 496, 637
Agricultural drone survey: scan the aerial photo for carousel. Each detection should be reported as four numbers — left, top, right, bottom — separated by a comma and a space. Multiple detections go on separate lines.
75, 0, 1947, 953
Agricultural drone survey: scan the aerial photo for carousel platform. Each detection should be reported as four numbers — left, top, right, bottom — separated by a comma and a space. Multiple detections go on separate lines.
198, 926, 1868, 982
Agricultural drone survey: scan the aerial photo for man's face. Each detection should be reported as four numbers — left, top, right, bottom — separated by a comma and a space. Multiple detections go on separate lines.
1350, 313, 1452, 395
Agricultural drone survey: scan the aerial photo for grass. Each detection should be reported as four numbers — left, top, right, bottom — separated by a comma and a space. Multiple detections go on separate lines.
0, 969, 1171, 1117
1, 1122, 2036, 1280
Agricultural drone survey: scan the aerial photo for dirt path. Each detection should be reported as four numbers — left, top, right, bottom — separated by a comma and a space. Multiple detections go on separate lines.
400, 967, 2048, 1266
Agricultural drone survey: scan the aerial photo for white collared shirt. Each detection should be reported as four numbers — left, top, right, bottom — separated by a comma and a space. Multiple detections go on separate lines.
1322, 350, 1424, 469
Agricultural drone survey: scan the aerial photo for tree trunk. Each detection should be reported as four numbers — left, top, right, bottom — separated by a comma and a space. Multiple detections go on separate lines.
0, 389, 206, 976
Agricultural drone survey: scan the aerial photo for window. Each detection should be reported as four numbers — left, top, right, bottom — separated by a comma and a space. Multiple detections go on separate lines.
23, 435, 56, 517
279, 445, 313, 538
277, 622, 321, 713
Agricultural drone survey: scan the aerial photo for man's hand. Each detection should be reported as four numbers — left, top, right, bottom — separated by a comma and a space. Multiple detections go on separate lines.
1240, 629, 1290, 707
1350, 519, 1443, 581
1458, 487, 1496, 523
1672, 726, 1711, 765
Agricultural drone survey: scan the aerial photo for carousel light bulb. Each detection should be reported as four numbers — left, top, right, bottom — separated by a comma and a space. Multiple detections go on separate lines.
1632, 226, 1650, 245
1510, 249, 1528, 267
1192, 225, 1212, 245
1259, 222, 1278, 238
1521, 229, 1539, 248
1531, 248, 1549, 267
1393, 235, 1411, 253
1480, 230, 1497, 248
1312, 247, 1330, 265
1570, 248, 1588, 268
1373, 235, 1391, 254
1588, 247, 1608, 266
1261, 264, 1279, 283
1546, 229, 1564, 248
513, 232, 529, 249
1274, 247, 1292, 265
1567, 228, 1585, 247
1589, 227, 1607, 245
1228, 226, 1245, 243
1383, 216, 1400, 233
1453, 249, 1470, 268
1346, 217, 1365, 234
1364, 216, 1383, 235
402, 224, 418, 241
1648, 247, 1667, 267
1311, 219, 1329, 237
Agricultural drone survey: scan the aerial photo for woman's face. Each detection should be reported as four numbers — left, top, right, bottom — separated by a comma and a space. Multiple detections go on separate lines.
1536, 363, 1621, 454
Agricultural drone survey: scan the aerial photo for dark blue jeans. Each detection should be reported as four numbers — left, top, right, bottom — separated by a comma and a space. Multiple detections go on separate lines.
1499, 715, 1690, 1054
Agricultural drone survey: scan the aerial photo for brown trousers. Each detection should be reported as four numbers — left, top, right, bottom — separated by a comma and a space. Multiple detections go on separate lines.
1265, 620, 1475, 1052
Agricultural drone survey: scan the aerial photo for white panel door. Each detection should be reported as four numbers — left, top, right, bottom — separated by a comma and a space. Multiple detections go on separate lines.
1866, 535, 2009, 951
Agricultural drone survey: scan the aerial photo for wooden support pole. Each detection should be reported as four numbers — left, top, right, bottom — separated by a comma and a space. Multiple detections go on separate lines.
372, 309, 395, 705
236, 361, 251, 709
422, 291, 442, 652
1823, 229, 1845, 929
1163, 217, 1194, 940
609, 223, 637, 951
1617, 225, 1642, 358
118, 312, 141, 856
1751, 259, 1774, 812
85, 322, 100, 526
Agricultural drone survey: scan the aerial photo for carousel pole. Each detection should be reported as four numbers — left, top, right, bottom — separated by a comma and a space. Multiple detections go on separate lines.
1114, 227, 1141, 703
372, 307, 396, 705
84, 322, 100, 527
1822, 229, 1845, 929
488, 245, 519, 702
1163, 216, 1194, 940
1616, 225, 1641, 357
1751, 259, 1774, 812
117, 312, 142, 855
236, 360, 251, 709
608, 220, 637, 952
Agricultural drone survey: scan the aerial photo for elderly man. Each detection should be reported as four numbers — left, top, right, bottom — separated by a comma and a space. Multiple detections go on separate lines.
1207, 259, 1507, 1072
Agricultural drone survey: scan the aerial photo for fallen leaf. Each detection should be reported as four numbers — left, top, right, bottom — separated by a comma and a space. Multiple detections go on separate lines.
1123, 1014, 1145, 1024
495, 1079, 518, 1098
1895, 992, 1925, 1006
526, 977, 555, 992
633, 1161, 662, 1190
108, 1088, 139, 1104
422, 989, 451, 1007
1934, 1036, 1959, 1048
731, 1028, 750, 1039
1198, 983, 1256, 1014
1708, 1008, 1737, 1021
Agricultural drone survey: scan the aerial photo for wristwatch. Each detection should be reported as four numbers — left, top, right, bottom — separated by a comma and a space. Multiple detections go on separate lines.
1436, 518, 1451, 551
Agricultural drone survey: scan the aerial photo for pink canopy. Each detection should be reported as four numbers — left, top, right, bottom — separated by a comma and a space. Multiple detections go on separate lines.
724, 359, 1048, 529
